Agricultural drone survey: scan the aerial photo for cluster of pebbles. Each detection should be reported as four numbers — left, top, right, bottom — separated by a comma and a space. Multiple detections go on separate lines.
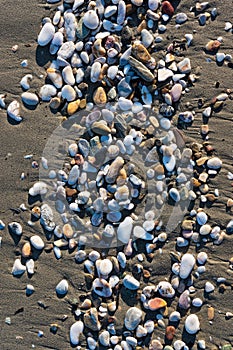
0, 0, 233, 349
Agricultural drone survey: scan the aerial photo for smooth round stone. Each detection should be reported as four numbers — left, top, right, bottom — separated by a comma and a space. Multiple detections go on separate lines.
107, 65, 118, 80
107, 211, 122, 222
179, 253, 195, 279
56, 279, 68, 296
87, 337, 97, 350
200, 224, 211, 235
141, 29, 154, 48
61, 85, 76, 101
124, 307, 142, 330
30, 235, 45, 250
117, 217, 133, 244
160, 117, 171, 130
205, 281, 215, 293
97, 259, 113, 276
99, 331, 110, 346
21, 92, 39, 106
169, 188, 180, 202
197, 211, 208, 225
58, 41, 75, 60
8, 222, 22, 235
118, 97, 133, 111
83, 10, 99, 30
207, 157, 222, 169
123, 274, 140, 290
38, 22, 55, 46
170, 83, 182, 102
184, 314, 200, 334
148, 0, 159, 11
144, 320, 154, 333
197, 252, 208, 265
216, 52, 225, 63
169, 311, 181, 322
105, 5, 117, 18
192, 297, 203, 307
68, 143, 78, 157
176, 12, 188, 24
126, 336, 137, 347
68, 165, 80, 185
70, 321, 84, 345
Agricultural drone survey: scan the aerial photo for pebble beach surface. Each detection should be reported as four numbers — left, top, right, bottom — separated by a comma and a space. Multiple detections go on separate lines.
0, 1, 233, 349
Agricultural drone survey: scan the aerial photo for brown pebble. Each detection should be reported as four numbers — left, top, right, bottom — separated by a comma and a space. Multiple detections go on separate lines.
31, 206, 41, 218
205, 193, 217, 202
137, 19, 147, 33
208, 306, 215, 320
205, 40, 221, 52
162, 1, 174, 16
93, 87, 107, 106
148, 297, 167, 311
63, 223, 74, 239
74, 153, 84, 165
165, 325, 176, 340
67, 99, 80, 115
196, 156, 209, 166
66, 188, 77, 197
143, 269, 151, 279
131, 43, 151, 63
22, 242, 31, 258
192, 178, 201, 187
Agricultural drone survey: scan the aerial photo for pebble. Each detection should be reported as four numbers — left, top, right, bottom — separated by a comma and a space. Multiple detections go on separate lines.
70, 321, 84, 345
8, 222, 22, 235
185, 314, 200, 334
179, 253, 195, 279
38, 22, 55, 46
175, 13, 188, 24
99, 331, 110, 346
12, 258, 26, 276
7, 100, 22, 122
124, 307, 142, 330
177, 58, 191, 74
30, 235, 45, 250
123, 274, 140, 290
21, 92, 39, 106
207, 157, 222, 169
205, 281, 215, 293
83, 10, 99, 30
141, 29, 154, 48
148, 297, 167, 311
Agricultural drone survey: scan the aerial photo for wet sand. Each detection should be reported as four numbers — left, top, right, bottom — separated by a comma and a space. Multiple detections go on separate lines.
0, 1, 233, 349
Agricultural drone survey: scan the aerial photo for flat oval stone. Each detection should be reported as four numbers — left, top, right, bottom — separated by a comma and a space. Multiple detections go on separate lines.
185, 314, 200, 334
170, 83, 183, 102
70, 321, 84, 345
30, 235, 45, 250
124, 307, 142, 330
21, 92, 39, 106
176, 12, 188, 24
141, 29, 154, 48
179, 253, 195, 279
38, 22, 55, 46
207, 157, 222, 169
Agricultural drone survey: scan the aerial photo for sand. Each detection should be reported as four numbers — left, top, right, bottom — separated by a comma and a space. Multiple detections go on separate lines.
0, 0, 232, 349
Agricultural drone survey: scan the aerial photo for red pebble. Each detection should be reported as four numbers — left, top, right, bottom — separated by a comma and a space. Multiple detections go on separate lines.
162, 1, 174, 17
